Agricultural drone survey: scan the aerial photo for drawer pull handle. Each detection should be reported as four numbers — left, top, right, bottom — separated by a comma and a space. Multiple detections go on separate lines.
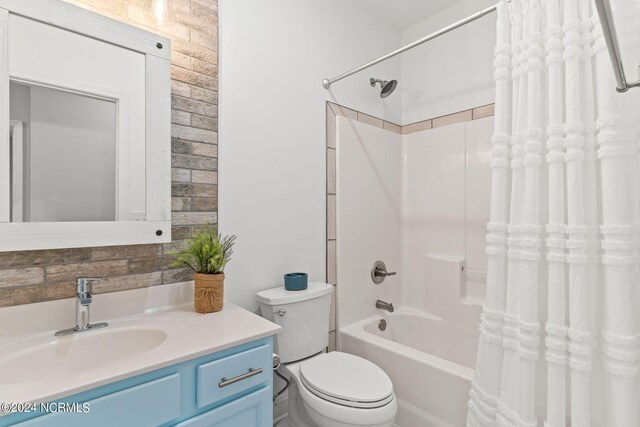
219, 368, 263, 388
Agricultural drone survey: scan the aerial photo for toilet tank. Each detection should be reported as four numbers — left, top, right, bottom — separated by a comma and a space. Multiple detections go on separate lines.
257, 282, 333, 363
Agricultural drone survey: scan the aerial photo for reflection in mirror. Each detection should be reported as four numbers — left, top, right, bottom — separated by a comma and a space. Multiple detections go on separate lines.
8, 81, 117, 222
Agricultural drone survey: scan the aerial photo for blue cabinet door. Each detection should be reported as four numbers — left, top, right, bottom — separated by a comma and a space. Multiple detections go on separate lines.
175, 387, 271, 427
12, 374, 180, 427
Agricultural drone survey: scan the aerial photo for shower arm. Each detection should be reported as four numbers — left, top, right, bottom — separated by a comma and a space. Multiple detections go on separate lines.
321, 3, 499, 89
594, 0, 640, 93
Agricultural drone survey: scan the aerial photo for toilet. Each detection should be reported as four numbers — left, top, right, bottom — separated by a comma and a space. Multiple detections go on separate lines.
257, 282, 397, 427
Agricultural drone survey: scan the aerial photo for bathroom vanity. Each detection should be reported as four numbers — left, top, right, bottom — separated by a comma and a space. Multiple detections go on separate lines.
0, 283, 281, 427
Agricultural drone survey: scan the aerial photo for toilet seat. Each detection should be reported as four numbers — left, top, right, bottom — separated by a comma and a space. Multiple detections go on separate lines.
299, 352, 394, 409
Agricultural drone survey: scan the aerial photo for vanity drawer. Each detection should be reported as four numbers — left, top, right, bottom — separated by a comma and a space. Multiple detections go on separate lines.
13, 374, 180, 427
196, 344, 270, 407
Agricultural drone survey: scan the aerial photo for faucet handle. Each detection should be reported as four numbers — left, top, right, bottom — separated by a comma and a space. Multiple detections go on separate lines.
377, 268, 396, 277
371, 260, 396, 284
76, 277, 103, 293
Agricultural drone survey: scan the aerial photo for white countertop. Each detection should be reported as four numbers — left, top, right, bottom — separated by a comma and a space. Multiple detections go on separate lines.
0, 283, 281, 409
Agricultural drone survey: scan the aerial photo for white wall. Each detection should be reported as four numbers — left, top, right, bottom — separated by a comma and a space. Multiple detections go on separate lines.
400, 0, 496, 123
219, 0, 402, 311
336, 117, 402, 327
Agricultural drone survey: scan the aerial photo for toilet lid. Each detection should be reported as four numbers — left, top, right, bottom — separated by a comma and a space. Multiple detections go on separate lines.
300, 352, 394, 408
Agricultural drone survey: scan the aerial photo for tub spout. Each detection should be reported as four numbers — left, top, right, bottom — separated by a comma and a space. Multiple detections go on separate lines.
375, 300, 394, 313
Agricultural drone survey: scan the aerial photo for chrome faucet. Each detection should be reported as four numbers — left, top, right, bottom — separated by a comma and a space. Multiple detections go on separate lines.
375, 300, 394, 313
55, 278, 108, 336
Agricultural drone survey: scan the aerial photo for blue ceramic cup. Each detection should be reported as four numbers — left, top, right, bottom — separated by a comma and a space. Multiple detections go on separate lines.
284, 272, 308, 291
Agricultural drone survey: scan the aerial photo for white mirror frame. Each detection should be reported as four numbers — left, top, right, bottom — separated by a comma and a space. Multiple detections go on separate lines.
0, 0, 171, 251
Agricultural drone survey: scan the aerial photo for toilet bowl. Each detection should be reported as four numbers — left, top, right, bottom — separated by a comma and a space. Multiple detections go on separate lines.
257, 283, 397, 427
277, 351, 397, 427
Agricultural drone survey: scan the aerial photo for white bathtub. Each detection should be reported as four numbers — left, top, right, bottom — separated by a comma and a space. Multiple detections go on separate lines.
340, 308, 479, 427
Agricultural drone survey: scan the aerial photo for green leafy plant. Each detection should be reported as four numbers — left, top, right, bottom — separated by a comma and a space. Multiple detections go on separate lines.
171, 225, 236, 274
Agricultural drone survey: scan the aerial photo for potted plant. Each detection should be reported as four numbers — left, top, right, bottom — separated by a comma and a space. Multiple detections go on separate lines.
172, 225, 236, 313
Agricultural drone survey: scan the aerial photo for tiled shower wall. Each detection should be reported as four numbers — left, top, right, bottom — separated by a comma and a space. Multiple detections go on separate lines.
326, 101, 494, 345
0, 0, 218, 307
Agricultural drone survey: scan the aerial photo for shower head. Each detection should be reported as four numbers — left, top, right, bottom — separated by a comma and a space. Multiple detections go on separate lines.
370, 78, 397, 98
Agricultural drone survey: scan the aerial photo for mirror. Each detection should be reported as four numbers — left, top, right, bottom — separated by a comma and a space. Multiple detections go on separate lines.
8, 81, 117, 222
0, 0, 171, 251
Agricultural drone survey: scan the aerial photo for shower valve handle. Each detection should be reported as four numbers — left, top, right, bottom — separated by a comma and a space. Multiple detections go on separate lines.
375, 267, 396, 277
371, 260, 396, 284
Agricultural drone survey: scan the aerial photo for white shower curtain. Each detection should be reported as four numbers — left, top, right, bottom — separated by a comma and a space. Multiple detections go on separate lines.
467, 0, 640, 426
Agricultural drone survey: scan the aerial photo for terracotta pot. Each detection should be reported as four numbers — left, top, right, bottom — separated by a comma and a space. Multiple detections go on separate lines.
193, 273, 224, 313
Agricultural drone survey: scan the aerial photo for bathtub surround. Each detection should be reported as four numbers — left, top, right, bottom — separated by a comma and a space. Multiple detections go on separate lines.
332, 116, 402, 329
0, 0, 218, 307
328, 101, 493, 425
325, 101, 495, 306
468, 1, 640, 426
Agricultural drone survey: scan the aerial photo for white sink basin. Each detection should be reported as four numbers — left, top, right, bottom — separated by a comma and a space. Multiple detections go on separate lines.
0, 327, 167, 384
